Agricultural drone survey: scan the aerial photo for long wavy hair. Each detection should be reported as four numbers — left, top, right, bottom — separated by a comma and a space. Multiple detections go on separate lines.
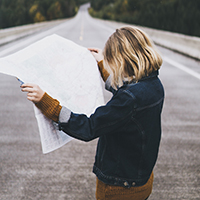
103, 26, 163, 89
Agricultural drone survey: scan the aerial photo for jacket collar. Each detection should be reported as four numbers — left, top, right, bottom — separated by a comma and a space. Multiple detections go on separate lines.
123, 70, 159, 85
107, 70, 159, 93
139, 70, 159, 82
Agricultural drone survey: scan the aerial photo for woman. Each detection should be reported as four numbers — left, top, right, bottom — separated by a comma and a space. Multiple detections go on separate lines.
21, 27, 164, 200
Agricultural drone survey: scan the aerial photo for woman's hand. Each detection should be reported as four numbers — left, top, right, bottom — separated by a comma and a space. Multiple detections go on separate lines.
88, 48, 104, 62
21, 83, 45, 104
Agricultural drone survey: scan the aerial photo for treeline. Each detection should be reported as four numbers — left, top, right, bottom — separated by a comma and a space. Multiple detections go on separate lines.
0, 0, 88, 29
89, 0, 200, 37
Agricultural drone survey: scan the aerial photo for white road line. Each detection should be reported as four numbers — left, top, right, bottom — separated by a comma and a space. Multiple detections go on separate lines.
79, 22, 84, 41
163, 56, 200, 80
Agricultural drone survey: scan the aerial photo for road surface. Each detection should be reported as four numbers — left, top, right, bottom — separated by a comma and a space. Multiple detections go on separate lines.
0, 4, 199, 200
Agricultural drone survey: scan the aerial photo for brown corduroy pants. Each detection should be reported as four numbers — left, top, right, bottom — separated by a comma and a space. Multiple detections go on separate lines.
95, 172, 153, 200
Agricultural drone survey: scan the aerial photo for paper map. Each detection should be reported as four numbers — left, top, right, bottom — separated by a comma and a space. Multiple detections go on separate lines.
0, 34, 105, 153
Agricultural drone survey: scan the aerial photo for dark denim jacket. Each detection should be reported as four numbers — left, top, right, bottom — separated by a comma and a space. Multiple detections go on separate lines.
58, 70, 164, 188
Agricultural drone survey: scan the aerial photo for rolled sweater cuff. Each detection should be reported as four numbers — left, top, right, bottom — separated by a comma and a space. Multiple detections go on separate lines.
35, 92, 62, 123
98, 60, 109, 82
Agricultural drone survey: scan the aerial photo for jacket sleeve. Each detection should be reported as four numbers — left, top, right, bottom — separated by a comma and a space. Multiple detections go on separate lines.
58, 89, 134, 142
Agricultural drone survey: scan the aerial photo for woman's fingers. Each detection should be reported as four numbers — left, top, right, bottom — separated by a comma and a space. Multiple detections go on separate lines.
21, 83, 35, 91
27, 93, 36, 101
21, 86, 34, 93
21, 83, 45, 103
88, 48, 100, 53
21, 83, 35, 88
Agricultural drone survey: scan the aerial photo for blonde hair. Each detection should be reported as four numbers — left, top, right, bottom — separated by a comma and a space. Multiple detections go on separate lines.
103, 26, 163, 89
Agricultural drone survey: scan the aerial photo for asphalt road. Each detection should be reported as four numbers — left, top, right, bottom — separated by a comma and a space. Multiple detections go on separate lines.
0, 4, 200, 200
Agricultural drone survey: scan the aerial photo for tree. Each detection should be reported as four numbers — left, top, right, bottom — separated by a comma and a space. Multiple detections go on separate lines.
89, 0, 200, 37
47, 1, 63, 20
0, 0, 78, 29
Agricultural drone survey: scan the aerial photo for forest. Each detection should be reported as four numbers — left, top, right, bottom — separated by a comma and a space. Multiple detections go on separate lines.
0, 0, 88, 29
0, 0, 200, 37
89, 0, 200, 37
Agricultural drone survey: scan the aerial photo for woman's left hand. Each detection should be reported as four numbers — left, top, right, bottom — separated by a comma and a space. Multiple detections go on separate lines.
21, 83, 45, 103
